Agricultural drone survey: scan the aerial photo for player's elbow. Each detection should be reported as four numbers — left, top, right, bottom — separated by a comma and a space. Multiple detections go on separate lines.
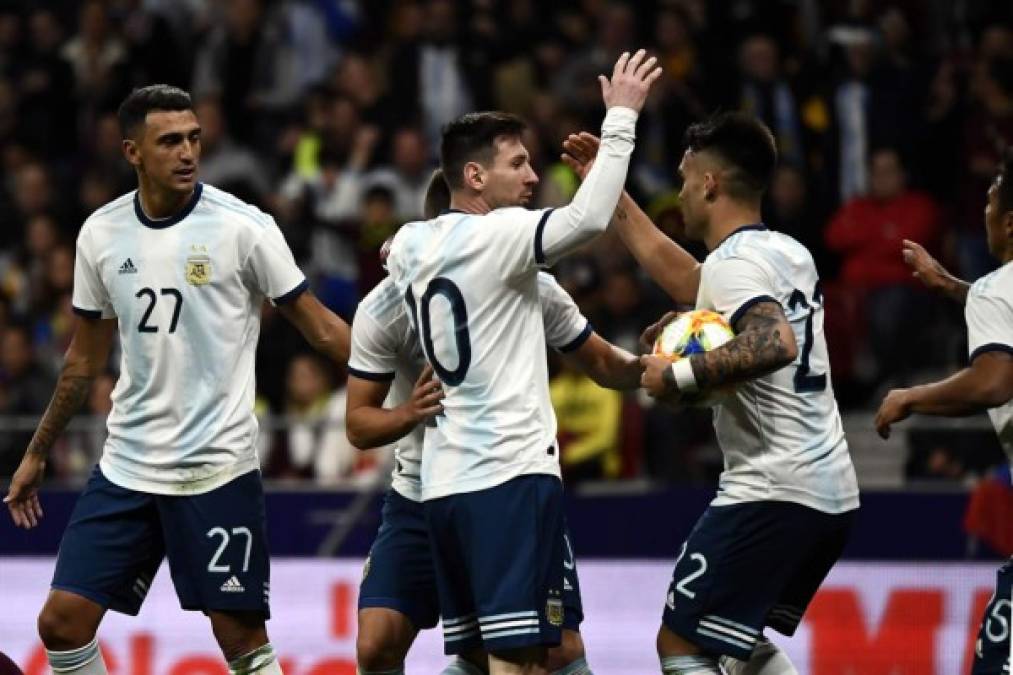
979, 379, 1013, 409
778, 331, 799, 365
345, 419, 372, 450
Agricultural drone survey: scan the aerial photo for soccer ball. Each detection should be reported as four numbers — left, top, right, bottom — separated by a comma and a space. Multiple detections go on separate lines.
652, 309, 735, 407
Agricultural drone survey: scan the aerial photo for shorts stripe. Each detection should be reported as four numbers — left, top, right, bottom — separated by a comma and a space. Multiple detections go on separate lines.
444, 628, 481, 642
482, 627, 542, 640
445, 621, 480, 635
479, 610, 538, 624
697, 627, 753, 651
770, 604, 802, 618
698, 619, 757, 645
481, 619, 541, 632
444, 614, 478, 627
703, 614, 759, 635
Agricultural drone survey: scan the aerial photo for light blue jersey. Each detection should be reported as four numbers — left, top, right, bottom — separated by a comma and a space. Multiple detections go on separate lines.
348, 273, 591, 502
696, 225, 860, 514
72, 183, 307, 495
966, 261, 1013, 469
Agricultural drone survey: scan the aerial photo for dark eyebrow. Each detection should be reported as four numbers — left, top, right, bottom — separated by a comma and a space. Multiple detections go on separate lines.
156, 127, 201, 143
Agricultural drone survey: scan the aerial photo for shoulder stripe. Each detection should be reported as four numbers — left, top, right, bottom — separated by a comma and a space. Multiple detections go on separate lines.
556, 322, 593, 353
534, 208, 556, 265
347, 367, 396, 382
970, 342, 1013, 363
729, 294, 779, 328
273, 279, 308, 305
72, 306, 102, 320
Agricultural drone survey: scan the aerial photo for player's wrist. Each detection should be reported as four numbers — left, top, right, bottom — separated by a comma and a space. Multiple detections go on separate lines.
671, 358, 699, 393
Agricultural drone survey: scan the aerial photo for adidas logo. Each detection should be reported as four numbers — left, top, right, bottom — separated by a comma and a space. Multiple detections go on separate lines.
220, 575, 245, 593
118, 258, 138, 274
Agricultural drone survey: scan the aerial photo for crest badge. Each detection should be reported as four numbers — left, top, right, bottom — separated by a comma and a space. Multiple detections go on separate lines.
546, 597, 564, 627
185, 255, 211, 286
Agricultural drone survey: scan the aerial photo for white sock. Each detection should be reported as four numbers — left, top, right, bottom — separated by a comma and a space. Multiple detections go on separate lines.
47, 638, 108, 675
439, 657, 484, 675
229, 643, 283, 675
659, 655, 722, 674
719, 637, 798, 675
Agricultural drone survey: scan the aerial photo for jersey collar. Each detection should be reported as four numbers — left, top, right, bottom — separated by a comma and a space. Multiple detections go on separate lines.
134, 183, 204, 229
715, 223, 767, 249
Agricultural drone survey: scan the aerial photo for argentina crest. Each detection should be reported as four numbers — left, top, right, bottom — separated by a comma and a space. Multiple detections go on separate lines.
185, 254, 212, 286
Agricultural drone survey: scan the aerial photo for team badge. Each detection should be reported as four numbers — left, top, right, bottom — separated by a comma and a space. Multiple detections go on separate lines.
185, 255, 211, 286
546, 597, 563, 627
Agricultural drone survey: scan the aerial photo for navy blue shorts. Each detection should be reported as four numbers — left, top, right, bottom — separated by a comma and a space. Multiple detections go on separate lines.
52, 466, 270, 617
662, 500, 854, 660
360, 487, 584, 637
425, 474, 567, 655
971, 558, 1012, 675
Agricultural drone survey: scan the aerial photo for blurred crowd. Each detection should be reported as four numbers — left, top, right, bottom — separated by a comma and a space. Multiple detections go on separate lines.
0, 0, 1010, 485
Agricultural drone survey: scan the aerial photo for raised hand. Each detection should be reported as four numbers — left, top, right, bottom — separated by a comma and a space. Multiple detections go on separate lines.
599, 49, 662, 113
902, 240, 954, 293
4, 452, 46, 529
561, 132, 601, 181
639, 311, 679, 354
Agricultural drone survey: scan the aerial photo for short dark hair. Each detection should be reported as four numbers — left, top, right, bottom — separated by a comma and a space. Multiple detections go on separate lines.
117, 84, 193, 138
998, 148, 1013, 216
440, 111, 527, 189
684, 112, 778, 201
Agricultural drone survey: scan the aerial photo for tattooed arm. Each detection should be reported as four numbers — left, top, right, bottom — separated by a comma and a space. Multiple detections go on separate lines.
4, 317, 116, 528
641, 302, 798, 400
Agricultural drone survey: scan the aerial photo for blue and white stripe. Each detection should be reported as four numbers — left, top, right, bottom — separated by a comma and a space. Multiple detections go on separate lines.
696, 614, 758, 651
443, 613, 480, 642
479, 610, 541, 641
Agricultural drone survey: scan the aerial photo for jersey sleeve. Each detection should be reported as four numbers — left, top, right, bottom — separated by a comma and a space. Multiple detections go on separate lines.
702, 256, 778, 327
348, 310, 402, 382
966, 285, 1013, 363
244, 219, 308, 305
483, 207, 555, 280
72, 226, 115, 319
537, 273, 592, 352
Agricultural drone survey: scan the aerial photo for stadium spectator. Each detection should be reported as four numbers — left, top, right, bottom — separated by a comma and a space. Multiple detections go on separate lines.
737, 34, 805, 168
550, 357, 623, 482
193, 95, 272, 205
0, 324, 55, 477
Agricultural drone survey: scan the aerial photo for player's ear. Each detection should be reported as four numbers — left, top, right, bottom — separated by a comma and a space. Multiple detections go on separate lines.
463, 161, 485, 191
122, 138, 141, 168
703, 171, 718, 202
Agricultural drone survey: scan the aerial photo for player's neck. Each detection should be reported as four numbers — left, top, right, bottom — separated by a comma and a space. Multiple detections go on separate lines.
703, 202, 763, 251
448, 192, 492, 215
137, 178, 195, 220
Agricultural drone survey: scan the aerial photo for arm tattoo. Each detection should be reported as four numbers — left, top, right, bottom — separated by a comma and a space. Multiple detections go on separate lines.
27, 375, 92, 458
689, 302, 794, 390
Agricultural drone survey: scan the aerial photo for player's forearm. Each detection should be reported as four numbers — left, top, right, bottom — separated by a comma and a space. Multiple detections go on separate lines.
611, 193, 700, 305
346, 406, 416, 450
688, 326, 796, 391
941, 276, 971, 304
906, 368, 1013, 416
26, 371, 94, 458
577, 347, 642, 390
540, 107, 638, 262
310, 315, 352, 364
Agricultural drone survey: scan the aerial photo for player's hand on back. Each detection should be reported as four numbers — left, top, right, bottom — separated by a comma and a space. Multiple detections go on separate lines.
902, 240, 955, 295
561, 132, 601, 181
405, 364, 444, 424
600, 49, 662, 113
4, 452, 46, 529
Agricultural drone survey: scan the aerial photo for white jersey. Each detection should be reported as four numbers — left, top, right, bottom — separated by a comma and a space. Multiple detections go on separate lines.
349, 273, 592, 502
965, 261, 1013, 470
696, 225, 860, 514
72, 183, 307, 495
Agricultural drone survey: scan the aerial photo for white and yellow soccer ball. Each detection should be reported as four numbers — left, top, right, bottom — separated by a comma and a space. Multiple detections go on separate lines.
652, 309, 736, 407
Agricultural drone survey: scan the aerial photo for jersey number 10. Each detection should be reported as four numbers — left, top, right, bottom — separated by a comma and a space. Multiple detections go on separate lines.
406, 278, 471, 386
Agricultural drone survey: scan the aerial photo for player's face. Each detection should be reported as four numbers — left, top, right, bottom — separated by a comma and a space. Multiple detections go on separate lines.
482, 135, 539, 209
124, 109, 201, 194
984, 174, 1012, 259
678, 150, 710, 239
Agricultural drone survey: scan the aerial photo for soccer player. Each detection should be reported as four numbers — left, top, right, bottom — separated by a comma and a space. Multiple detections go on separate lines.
383, 50, 660, 674
561, 114, 860, 674
347, 169, 640, 675
875, 152, 1013, 675
3, 85, 351, 675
